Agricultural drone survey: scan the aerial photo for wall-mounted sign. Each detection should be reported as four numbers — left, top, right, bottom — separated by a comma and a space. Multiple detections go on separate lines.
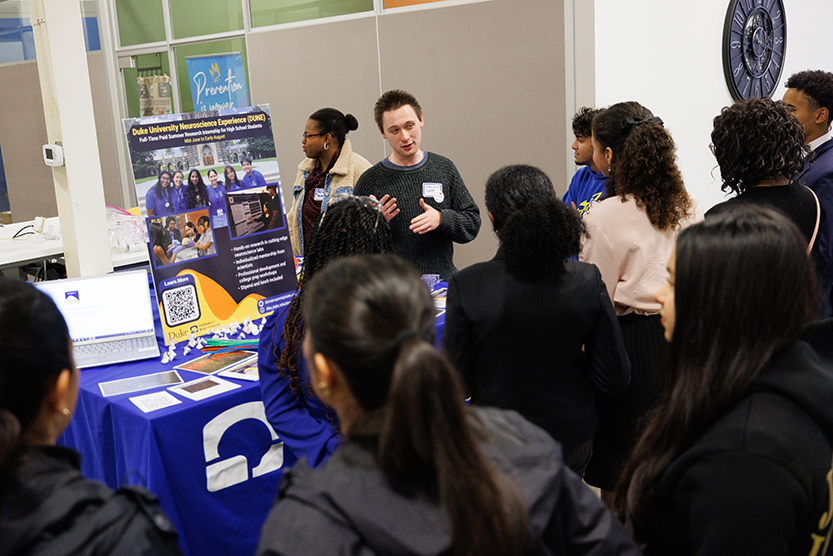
185, 52, 250, 111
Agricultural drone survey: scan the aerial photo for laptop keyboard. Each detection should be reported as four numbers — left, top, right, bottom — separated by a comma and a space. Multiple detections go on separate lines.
74, 335, 156, 357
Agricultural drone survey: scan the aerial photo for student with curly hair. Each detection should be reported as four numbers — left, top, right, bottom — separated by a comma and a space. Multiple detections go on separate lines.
443, 164, 630, 476
783, 69, 833, 314
580, 101, 703, 494
614, 207, 832, 555
563, 107, 608, 217
257, 253, 642, 556
257, 196, 393, 467
707, 97, 819, 252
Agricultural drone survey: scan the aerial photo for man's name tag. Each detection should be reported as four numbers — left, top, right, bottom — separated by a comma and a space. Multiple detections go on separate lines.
422, 182, 444, 203
313, 188, 325, 201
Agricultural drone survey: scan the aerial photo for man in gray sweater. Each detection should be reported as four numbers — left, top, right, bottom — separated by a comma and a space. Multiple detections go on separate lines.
354, 90, 480, 280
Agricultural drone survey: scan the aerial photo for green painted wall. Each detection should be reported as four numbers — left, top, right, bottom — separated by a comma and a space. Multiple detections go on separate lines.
116, 0, 166, 46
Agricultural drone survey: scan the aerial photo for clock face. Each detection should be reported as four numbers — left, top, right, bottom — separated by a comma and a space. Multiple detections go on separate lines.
722, 0, 786, 101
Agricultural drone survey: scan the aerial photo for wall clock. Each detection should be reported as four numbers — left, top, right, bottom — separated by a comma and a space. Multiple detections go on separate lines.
722, 0, 786, 101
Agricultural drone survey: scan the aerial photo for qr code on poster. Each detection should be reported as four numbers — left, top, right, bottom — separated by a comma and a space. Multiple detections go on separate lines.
162, 285, 200, 327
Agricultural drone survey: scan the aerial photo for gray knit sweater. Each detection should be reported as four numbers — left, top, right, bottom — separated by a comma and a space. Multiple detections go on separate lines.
354, 152, 480, 280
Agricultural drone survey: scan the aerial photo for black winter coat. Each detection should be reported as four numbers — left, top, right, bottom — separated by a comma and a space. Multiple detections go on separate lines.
443, 252, 631, 446
257, 407, 642, 556
648, 319, 833, 555
0, 445, 183, 556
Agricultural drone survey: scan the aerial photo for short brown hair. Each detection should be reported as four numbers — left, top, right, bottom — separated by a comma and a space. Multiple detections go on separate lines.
374, 90, 423, 131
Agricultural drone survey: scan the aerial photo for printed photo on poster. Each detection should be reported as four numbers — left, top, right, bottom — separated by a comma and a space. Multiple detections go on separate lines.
225, 185, 286, 239
148, 209, 216, 267
124, 105, 297, 344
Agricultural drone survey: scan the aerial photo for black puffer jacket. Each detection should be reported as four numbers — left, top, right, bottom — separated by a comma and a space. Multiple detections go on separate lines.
258, 407, 642, 556
0, 445, 183, 556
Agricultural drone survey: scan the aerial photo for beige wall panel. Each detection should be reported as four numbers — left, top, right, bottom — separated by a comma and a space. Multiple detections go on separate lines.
0, 53, 121, 222
0, 60, 57, 220
247, 17, 384, 210
247, 0, 566, 272
378, 0, 566, 270
87, 52, 122, 208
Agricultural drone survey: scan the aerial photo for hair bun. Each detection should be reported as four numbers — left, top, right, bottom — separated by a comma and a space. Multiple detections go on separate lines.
344, 114, 359, 132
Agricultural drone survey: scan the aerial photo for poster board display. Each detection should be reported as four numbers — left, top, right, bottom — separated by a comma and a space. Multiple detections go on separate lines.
124, 105, 297, 345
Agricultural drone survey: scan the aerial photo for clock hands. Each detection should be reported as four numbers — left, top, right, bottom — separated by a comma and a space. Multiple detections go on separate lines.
723, 0, 785, 100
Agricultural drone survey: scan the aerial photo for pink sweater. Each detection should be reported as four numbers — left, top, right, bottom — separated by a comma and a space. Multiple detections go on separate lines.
581, 194, 704, 316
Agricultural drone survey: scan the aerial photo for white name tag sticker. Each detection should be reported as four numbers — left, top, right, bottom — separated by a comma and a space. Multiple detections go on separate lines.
313, 188, 325, 201
422, 182, 444, 203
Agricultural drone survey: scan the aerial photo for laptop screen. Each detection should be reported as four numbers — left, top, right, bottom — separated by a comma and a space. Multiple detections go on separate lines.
35, 270, 156, 343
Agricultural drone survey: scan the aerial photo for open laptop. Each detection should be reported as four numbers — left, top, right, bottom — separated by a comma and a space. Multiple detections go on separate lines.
36, 270, 160, 368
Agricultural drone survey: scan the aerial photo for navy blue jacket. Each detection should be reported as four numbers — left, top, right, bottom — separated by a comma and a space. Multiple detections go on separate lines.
797, 137, 833, 312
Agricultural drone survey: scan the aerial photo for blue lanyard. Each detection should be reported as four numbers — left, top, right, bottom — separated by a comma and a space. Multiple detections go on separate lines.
209, 185, 224, 208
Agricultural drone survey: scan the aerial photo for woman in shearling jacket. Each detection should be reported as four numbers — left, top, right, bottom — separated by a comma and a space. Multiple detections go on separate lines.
287, 108, 371, 256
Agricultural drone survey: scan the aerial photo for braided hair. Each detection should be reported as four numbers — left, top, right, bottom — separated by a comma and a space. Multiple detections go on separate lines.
275, 196, 394, 404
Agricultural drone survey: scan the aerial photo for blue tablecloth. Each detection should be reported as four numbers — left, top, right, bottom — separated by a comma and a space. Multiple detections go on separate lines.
58, 270, 446, 556
58, 270, 295, 556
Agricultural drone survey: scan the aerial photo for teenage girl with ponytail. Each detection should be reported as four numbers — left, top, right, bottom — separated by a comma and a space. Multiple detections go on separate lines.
258, 196, 393, 468
257, 253, 641, 556
288, 107, 372, 257
0, 280, 183, 555
442, 164, 631, 476
580, 101, 703, 495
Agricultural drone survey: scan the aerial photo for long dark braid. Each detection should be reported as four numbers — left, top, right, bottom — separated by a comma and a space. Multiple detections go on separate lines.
275, 196, 394, 402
